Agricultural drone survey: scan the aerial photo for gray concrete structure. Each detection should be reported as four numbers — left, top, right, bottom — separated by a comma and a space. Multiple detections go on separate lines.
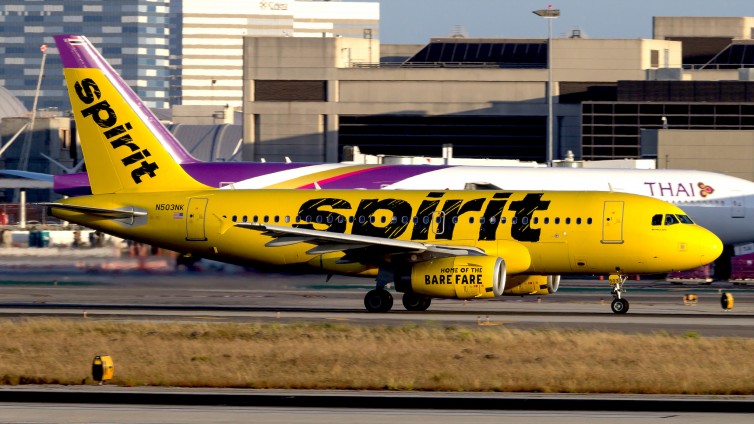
242, 35, 680, 163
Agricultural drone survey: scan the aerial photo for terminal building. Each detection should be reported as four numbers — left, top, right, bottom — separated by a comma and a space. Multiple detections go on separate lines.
241, 16, 754, 179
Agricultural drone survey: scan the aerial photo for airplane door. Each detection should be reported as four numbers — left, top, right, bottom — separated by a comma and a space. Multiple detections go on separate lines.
602, 201, 624, 244
732, 191, 745, 218
430, 211, 445, 235
186, 198, 208, 241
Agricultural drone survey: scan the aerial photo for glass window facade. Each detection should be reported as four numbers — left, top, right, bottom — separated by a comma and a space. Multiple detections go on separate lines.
0, 0, 170, 111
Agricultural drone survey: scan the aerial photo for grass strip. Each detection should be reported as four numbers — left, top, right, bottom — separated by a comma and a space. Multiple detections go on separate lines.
1, 318, 753, 394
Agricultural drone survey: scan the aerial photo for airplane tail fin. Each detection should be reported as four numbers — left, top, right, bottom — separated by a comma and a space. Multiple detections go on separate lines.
54, 34, 207, 194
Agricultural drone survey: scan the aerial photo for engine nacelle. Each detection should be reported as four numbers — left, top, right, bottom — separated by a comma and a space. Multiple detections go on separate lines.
395, 255, 506, 299
503, 275, 560, 296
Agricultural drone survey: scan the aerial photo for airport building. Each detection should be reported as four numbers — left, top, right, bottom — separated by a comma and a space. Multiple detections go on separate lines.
0, 0, 172, 110
0, 0, 378, 112
242, 16, 754, 170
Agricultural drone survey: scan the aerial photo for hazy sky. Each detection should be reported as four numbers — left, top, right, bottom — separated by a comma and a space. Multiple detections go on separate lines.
353, 0, 754, 43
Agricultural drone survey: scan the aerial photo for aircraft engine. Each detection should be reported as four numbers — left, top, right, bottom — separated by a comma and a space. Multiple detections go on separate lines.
503, 275, 560, 296
394, 255, 506, 299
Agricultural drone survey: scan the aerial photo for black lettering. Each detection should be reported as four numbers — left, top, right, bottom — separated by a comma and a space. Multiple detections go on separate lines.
436, 197, 485, 240
74, 78, 100, 104
110, 134, 141, 152
352, 198, 411, 238
294, 198, 351, 233
131, 161, 159, 184
104, 122, 133, 139
411, 192, 444, 240
80, 100, 117, 128
122, 149, 151, 166
479, 192, 511, 241
508, 193, 550, 242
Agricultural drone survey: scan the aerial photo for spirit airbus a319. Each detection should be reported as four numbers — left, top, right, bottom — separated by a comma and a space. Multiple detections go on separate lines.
41, 35, 722, 314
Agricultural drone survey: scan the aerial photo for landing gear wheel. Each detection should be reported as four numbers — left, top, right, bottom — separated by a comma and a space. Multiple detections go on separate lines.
611, 298, 629, 314
364, 289, 393, 313
402, 293, 432, 311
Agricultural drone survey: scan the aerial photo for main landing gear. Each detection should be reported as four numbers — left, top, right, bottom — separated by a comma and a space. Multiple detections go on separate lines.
365, 269, 394, 313
364, 288, 393, 313
609, 272, 629, 314
364, 268, 432, 312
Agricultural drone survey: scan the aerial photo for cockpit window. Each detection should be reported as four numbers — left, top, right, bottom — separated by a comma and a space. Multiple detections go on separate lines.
651, 214, 663, 226
676, 214, 694, 224
664, 214, 679, 225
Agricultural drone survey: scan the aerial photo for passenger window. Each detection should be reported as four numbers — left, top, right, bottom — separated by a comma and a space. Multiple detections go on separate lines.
274, 216, 280, 223
576, 217, 581, 225
501, 217, 506, 224
651, 214, 663, 226
512, 217, 517, 225
555, 217, 560, 224
423, 216, 430, 224
452, 216, 458, 224
402, 216, 409, 224
380, 216, 386, 224
391, 216, 397, 224
665, 214, 679, 225
413, 217, 419, 224
305, 216, 312, 223
533, 217, 539, 224
253, 215, 258, 223
469, 217, 475, 224
544, 217, 549, 224
232, 215, 237, 222
565, 217, 571, 224
242, 216, 248, 223
327, 216, 333, 224
295, 216, 301, 223
337, 216, 345, 224
263, 215, 269, 223
587, 217, 592, 224
349, 216, 355, 223
490, 217, 496, 224
480, 217, 486, 224
522, 217, 528, 225
359, 216, 366, 224
676, 214, 694, 224
316, 216, 322, 223
285, 216, 290, 223
369, 216, 375, 223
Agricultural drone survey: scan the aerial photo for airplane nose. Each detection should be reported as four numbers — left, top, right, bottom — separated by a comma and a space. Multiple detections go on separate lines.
697, 228, 723, 267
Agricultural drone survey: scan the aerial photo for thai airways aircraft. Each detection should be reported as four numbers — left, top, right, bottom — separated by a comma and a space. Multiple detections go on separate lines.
29, 36, 753, 279
40, 34, 722, 314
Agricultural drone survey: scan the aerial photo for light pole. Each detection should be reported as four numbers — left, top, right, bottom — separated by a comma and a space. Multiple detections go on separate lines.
533, 6, 560, 165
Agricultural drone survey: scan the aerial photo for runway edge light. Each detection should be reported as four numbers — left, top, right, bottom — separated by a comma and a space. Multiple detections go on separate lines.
92, 355, 114, 384
721, 293, 734, 311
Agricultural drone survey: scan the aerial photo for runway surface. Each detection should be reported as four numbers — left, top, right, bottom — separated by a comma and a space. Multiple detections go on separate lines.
2, 402, 753, 424
2, 257, 754, 422
0, 266, 753, 336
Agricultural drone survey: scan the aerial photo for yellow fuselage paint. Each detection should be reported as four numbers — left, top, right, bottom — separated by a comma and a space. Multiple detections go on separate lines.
50, 189, 720, 278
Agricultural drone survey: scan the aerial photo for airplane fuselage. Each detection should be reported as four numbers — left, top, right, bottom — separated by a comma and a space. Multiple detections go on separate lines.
50, 189, 719, 277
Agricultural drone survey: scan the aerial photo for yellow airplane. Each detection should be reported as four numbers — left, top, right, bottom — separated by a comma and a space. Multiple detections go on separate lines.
42, 35, 723, 314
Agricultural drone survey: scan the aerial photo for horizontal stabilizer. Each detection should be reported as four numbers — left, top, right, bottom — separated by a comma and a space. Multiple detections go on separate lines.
37, 202, 146, 220
0, 170, 54, 182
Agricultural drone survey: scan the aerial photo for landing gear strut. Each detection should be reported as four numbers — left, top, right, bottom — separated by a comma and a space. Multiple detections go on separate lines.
609, 273, 629, 314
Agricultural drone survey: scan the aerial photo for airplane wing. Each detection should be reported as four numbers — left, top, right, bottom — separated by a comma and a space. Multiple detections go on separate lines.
237, 223, 486, 264
37, 203, 147, 220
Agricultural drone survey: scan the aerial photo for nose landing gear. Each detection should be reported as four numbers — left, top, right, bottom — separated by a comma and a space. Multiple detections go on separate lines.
609, 273, 629, 314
